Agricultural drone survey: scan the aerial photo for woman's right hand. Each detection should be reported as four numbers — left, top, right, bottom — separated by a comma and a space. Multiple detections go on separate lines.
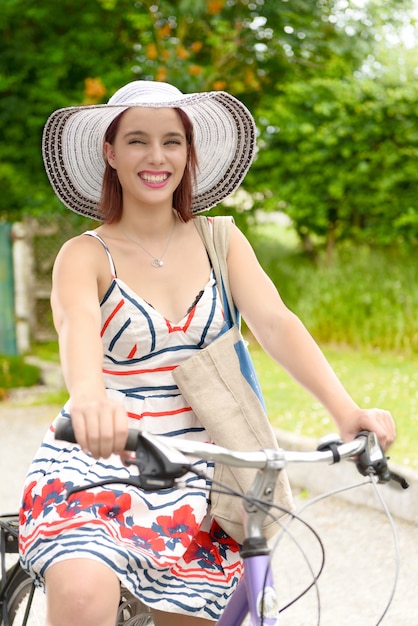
69, 395, 129, 459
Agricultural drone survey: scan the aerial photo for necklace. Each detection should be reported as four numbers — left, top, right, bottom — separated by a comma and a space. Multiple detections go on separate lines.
120, 215, 177, 268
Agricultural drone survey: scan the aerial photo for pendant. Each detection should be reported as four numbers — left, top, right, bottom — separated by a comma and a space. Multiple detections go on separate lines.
152, 258, 164, 268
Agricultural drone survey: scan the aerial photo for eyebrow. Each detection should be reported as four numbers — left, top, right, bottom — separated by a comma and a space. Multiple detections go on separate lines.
123, 130, 185, 140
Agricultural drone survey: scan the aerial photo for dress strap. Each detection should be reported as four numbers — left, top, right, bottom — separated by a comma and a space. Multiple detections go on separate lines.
83, 230, 117, 277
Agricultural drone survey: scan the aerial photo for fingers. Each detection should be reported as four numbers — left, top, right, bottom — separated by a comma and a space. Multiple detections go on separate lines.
112, 403, 130, 456
371, 409, 396, 451
357, 408, 396, 452
70, 398, 128, 459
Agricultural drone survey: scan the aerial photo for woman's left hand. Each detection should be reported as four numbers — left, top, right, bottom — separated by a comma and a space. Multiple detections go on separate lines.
339, 408, 396, 452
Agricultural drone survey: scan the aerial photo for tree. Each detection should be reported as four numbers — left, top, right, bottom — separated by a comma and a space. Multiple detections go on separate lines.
0, 0, 413, 229
0, 0, 139, 218
251, 76, 418, 258
128, 0, 372, 101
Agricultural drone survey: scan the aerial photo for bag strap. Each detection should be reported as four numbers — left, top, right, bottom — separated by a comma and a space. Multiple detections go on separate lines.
194, 215, 237, 326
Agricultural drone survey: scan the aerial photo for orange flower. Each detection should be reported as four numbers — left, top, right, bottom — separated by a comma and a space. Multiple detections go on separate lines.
190, 41, 203, 53
84, 77, 107, 103
157, 23, 172, 38
146, 42, 158, 60
213, 80, 227, 90
207, 0, 225, 15
188, 64, 203, 76
156, 66, 168, 82
176, 45, 190, 60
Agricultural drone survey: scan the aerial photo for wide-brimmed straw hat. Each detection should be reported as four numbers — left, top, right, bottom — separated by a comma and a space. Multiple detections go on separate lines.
42, 80, 256, 220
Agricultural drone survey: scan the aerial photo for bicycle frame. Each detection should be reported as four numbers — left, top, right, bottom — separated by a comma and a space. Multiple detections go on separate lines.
218, 549, 279, 625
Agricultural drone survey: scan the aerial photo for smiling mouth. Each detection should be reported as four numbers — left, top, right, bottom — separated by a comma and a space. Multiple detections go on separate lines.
140, 173, 170, 183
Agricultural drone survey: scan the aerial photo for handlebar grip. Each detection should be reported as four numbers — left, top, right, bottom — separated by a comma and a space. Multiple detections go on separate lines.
126, 430, 139, 451
54, 417, 139, 452
55, 417, 77, 444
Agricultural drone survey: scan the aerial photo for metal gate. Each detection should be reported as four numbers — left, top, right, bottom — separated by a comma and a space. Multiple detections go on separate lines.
0, 223, 17, 355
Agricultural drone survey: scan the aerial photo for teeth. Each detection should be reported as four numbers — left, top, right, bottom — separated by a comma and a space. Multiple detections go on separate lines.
141, 173, 168, 183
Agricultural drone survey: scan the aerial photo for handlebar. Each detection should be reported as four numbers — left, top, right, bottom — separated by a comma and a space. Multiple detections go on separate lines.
54, 417, 409, 491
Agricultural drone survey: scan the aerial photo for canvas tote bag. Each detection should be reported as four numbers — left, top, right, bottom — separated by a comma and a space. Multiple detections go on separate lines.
172, 216, 293, 543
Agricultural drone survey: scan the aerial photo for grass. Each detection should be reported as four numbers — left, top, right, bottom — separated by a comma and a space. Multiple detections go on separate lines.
27, 389, 68, 407
29, 341, 61, 362
251, 222, 418, 355
249, 338, 418, 470
246, 219, 418, 470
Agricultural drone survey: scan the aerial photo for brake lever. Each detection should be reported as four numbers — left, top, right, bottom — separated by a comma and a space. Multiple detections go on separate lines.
54, 418, 191, 493
387, 470, 410, 490
126, 431, 192, 491
354, 431, 409, 489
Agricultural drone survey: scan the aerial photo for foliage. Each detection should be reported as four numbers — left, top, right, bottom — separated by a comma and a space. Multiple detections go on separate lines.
251, 77, 418, 255
0, 0, 139, 219
0, 355, 40, 392
1, 0, 408, 222
128, 0, 372, 100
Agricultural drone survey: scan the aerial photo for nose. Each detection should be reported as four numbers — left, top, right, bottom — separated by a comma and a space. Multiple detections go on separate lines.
148, 141, 165, 164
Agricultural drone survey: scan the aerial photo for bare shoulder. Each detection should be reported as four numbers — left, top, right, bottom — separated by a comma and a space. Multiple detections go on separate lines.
54, 231, 106, 268
52, 231, 111, 292
56, 231, 102, 256
228, 221, 259, 263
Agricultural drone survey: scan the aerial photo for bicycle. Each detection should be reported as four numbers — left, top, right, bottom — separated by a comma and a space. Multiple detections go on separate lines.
0, 419, 409, 626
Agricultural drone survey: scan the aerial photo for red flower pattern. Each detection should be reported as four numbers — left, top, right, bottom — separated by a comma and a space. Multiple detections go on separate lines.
24, 478, 68, 520
183, 529, 223, 570
120, 524, 166, 553
181, 520, 240, 571
94, 490, 132, 523
152, 504, 198, 549
210, 520, 241, 557
55, 490, 96, 519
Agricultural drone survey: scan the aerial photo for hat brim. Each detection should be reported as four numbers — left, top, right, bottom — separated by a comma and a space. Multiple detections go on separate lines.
42, 90, 256, 220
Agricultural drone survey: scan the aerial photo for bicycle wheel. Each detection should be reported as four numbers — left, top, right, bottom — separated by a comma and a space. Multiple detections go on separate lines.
2, 566, 46, 626
116, 586, 153, 626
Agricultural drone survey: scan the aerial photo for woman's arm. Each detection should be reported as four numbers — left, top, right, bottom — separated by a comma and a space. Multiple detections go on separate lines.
227, 225, 395, 450
51, 236, 128, 458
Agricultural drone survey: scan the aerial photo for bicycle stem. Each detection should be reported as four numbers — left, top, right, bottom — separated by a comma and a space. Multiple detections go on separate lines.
242, 449, 286, 540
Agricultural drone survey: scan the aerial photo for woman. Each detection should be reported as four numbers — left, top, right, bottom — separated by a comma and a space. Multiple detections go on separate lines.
19, 81, 395, 626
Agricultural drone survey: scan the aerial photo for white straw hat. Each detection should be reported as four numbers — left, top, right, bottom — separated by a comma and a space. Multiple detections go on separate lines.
42, 80, 256, 219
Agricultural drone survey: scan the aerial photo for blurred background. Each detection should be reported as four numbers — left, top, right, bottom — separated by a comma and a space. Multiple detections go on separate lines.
0, 0, 417, 467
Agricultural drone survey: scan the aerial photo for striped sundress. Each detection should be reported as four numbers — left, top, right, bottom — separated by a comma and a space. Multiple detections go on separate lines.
19, 230, 242, 620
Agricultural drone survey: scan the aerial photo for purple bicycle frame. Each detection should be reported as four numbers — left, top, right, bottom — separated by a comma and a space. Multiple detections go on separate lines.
217, 552, 280, 626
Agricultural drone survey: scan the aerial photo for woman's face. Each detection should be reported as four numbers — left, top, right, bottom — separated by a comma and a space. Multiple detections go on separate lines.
104, 107, 188, 210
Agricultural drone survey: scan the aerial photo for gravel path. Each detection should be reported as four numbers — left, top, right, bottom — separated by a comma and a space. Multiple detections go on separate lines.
0, 403, 416, 625
271, 491, 418, 625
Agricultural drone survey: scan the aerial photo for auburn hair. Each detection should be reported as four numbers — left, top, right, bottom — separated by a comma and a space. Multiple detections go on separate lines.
97, 108, 198, 223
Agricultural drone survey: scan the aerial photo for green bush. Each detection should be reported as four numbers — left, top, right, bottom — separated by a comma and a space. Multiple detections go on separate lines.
251, 224, 418, 355
0, 355, 41, 390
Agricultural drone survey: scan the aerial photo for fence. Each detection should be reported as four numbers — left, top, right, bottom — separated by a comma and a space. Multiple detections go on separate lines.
10, 214, 94, 352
